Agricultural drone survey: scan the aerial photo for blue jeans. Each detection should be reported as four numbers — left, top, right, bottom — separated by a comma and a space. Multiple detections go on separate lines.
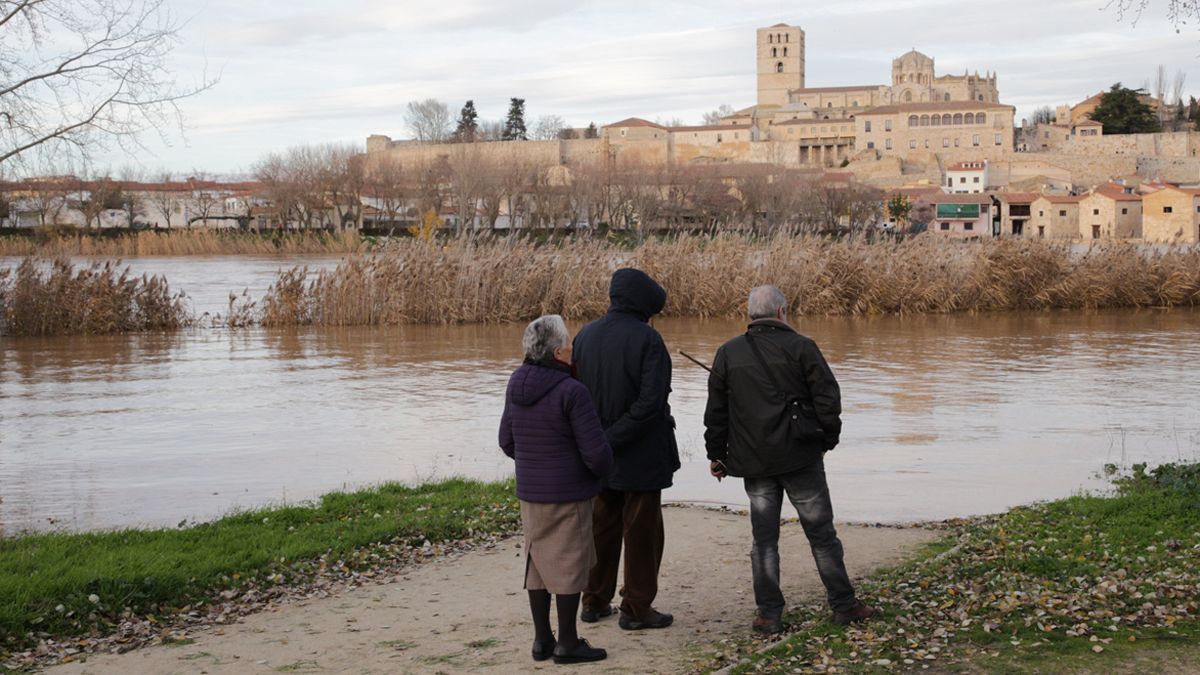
744, 459, 856, 619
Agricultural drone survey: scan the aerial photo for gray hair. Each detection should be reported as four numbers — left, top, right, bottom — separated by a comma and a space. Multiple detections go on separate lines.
522, 314, 569, 362
748, 285, 787, 319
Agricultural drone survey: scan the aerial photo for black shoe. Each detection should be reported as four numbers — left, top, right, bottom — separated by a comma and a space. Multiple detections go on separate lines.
752, 613, 786, 635
618, 609, 674, 630
580, 604, 614, 623
532, 638, 556, 662
552, 638, 607, 664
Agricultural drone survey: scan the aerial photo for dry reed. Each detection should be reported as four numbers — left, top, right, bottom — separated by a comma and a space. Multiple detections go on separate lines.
255, 235, 1200, 326
0, 258, 190, 336
0, 229, 370, 257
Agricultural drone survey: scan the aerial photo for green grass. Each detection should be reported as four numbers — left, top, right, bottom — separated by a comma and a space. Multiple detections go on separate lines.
0, 478, 518, 656
722, 462, 1200, 673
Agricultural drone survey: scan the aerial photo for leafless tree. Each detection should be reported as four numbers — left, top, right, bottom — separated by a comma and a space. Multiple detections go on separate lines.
1109, 0, 1200, 30
404, 99, 452, 143
702, 104, 736, 126
24, 174, 74, 226
147, 169, 180, 228
1170, 69, 1188, 130
0, 0, 216, 167
531, 115, 566, 141
187, 171, 221, 228
364, 156, 409, 228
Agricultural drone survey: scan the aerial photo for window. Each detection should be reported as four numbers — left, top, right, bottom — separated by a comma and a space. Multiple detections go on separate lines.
948, 178, 953, 187
867, 141, 875, 149
942, 114, 952, 125
827, 102, 833, 108
768, 34, 773, 43
940, 222, 950, 231
978, 94, 984, 101
978, 113, 986, 124
953, 113, 963, 125
1092, 225, 1101, 239
885, 119, 892, 131
1164, 206, 1174, 214
908, 115, 918, 127
973, 177, 980, 183
1038, 226, 1045, 238
943, 138, 950, 147
772, 47, 777, 57
944, 93, 951, 102
954, 137, 960, 147
717, 134, 722, 143
965, 113, 975, 124
964, 223, 974, 231
886, 139, 893, 149
930, 115, 939, 127
1093, 209, 1099, 215
1038, 210, 1044, 217
904, 91, 913, 103
1122, 208, 1128, 215
995, 133, 1002, 145
785, 33, 789, 42
924, 139, 930, 148
973, 134, 980, 146
910, 139, 917, 149
776, 62, 784, 73
1059, 210, 1066, 217
960, 177, 967, 184
864, 121, 872, 132
783, 47, 788, 56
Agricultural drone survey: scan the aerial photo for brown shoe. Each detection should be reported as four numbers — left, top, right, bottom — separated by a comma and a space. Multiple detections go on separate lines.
831, 600, 878, 625
751, 613, 786, 635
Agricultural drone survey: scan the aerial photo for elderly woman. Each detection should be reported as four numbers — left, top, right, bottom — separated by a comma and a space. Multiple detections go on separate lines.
500, 314, 612, 665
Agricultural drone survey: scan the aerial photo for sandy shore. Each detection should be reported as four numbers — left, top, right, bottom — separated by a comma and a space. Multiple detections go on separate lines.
50, 507, 936, 675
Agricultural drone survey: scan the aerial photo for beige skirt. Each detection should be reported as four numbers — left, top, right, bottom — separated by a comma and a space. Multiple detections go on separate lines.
521, 498, 596, 595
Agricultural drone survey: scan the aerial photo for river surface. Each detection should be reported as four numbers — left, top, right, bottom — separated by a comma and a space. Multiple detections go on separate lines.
2, 256, 1199, 534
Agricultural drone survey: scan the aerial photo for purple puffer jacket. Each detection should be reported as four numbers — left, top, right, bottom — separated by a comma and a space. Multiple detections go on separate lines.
499, 361, 613, 503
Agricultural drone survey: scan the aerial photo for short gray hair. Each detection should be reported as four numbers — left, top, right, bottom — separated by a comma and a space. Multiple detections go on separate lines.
748, 285, 787, 319
522, 314, 569, 362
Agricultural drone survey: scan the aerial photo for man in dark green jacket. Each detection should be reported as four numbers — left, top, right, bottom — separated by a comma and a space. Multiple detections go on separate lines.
704, 285, 875, 634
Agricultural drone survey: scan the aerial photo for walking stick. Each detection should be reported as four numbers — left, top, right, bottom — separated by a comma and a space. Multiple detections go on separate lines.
678, 351, 712, 373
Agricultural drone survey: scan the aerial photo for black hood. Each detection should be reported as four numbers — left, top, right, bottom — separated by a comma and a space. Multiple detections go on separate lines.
608, 268, 666, 321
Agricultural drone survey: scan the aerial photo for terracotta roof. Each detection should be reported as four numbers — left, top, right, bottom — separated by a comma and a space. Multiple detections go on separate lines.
994, 192, 1040, 203
947, 161, 987, 171
858, 101, 1014, 115
1075, 119, 1103, 126
1037, 195, 1085, 204
1092, 185, 1142, 201
670, 124, 753, 132
1155, 185, 1200, 197
932, 193, 991, 204
790, 85, 882, 94
603, 117, 667, 130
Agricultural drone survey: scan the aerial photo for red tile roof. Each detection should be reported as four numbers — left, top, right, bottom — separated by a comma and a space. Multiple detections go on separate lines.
603, 117, 667, 130
947, 161, 987, 171
994, 192, 1040, 203
1037, 195, 1085, 204
1092, 185, 1142, 201
932, 193, 991, 204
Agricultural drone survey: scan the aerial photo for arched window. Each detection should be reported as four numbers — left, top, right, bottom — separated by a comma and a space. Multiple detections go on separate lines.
944, 93, 950, 102
964, 113, 974, 124
776, 62, 784, 73
921, 114, 930, 126
827, 102, 833, 108
903, 90, 912, 102
783, 47, 787, 56
977, 113, 986, 125
942, 114, 952, 125
978, 94, 984, 101
785, 33, 789, 42
908, 115, 918, 127
768, 34, 773, 44
953, 113, 963, 125
772, 47, 777, 57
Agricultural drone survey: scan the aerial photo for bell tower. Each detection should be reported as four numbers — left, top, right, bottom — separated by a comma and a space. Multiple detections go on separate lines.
757, 23, 805, 108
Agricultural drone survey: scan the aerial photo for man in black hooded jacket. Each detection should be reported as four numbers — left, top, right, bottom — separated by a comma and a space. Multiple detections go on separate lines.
572, 268, 679, 631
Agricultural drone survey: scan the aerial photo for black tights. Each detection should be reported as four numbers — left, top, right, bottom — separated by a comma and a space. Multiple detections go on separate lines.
528, 590, 580, 649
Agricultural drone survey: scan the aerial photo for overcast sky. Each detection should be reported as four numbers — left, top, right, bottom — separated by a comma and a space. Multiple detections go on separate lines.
99, 0, 1200, 174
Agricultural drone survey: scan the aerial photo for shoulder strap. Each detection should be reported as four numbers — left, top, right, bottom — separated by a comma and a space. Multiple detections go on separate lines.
746, 331, 788, 402
746, 330, 814, 404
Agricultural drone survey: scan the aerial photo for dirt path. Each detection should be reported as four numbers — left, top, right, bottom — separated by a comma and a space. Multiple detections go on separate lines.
51, 507, 936, 675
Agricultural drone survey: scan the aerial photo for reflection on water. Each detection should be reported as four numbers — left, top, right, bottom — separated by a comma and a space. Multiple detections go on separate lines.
3, 310, 1198, 533
2, 256, 1199, 533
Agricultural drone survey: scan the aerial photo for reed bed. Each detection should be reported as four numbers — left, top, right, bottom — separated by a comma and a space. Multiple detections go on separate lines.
256, 235, 1200, 326
0, 258, 189, 336
0, 229, 371, 257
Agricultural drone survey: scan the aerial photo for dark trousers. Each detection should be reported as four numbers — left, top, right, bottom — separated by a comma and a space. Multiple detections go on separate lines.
744, 459, 856, 619
582, 488, 664, 620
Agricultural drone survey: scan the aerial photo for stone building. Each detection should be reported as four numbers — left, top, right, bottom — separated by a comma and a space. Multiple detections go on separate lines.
1078, 185, 1142, 240
1142, 185, 1200, 243
1029, 194, 1084, 239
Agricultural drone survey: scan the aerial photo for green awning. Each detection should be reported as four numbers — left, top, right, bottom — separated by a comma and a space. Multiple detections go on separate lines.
936, 203, 980, 219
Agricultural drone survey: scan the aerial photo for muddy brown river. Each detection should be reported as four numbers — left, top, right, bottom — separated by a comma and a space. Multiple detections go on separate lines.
2, 256, 1199, 533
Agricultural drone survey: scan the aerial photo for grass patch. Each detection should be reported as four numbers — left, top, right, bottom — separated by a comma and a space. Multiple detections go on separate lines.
465, 638, 500, 650
721, 462, 1200, 673
0, 478, 518, 657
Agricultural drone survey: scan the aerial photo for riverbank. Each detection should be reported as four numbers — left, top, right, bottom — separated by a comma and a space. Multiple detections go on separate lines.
4, 464, 1197, 672
0, 479, 520, 669
0, 230, 371, 257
